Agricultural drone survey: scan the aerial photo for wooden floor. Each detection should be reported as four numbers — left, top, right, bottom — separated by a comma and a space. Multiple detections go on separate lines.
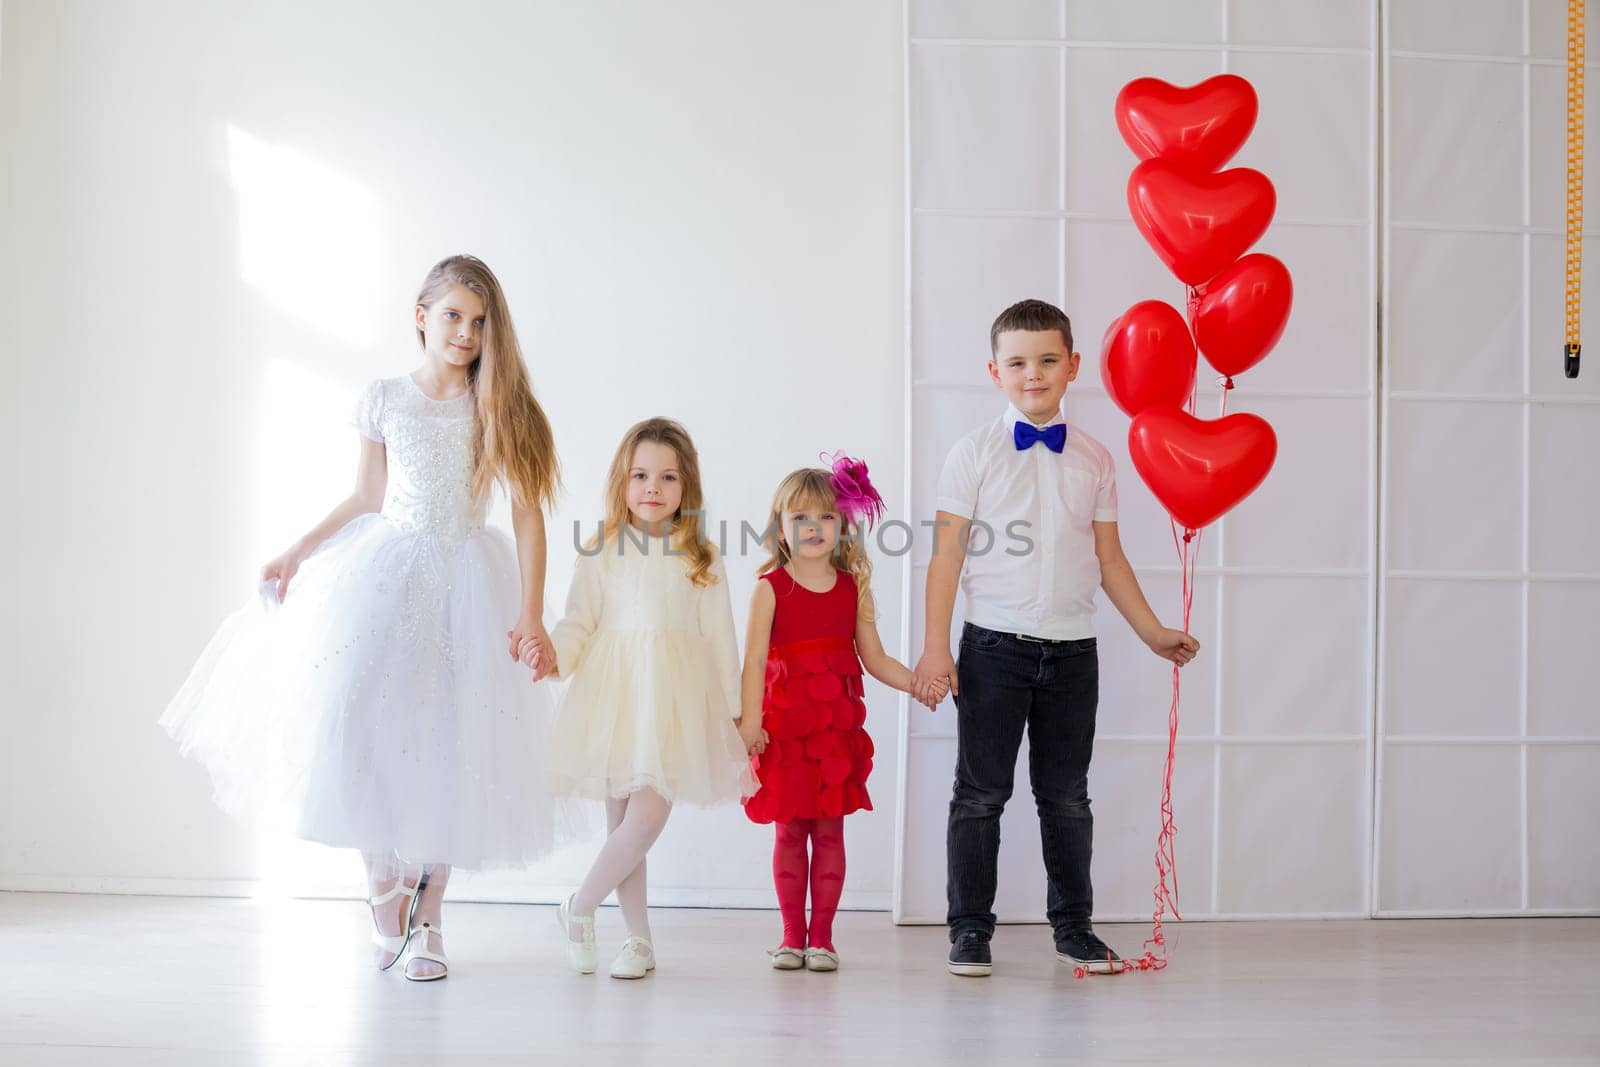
3, 893, 1597, 1065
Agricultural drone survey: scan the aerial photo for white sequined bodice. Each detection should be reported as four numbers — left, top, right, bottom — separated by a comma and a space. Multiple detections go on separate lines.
354, 376, 486, 540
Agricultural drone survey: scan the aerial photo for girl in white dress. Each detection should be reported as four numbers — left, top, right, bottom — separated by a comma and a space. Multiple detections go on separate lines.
522, 417, 760, 979
162, 255, 566, 981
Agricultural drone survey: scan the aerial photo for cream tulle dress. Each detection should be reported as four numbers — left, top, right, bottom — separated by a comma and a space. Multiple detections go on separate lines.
547, 532, 756, 805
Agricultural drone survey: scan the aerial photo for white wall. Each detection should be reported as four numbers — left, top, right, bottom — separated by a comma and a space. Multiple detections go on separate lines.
1378, 0, 1600, 915
0, 0, 15, 899
0, 0, 905, 907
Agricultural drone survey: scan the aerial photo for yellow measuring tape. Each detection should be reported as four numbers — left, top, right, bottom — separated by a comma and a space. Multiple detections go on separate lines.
1566, 0, 1584, 378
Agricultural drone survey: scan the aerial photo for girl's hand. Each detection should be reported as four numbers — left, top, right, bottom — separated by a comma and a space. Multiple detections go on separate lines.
508, 615, 554, 678
260, 548, 304, 601
919, 674, 950, 710
737, 717, 768, 756
1146, 627, 1200, 667
514, 631, 557, 682
913, 648, 959, 704
507, 613, 541, 660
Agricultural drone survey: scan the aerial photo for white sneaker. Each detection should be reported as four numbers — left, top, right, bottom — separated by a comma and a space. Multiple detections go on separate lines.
556, 895, 596, 974
609, 936, 656, 979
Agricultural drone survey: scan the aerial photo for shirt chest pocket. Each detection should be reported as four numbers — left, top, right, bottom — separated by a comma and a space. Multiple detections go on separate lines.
1057, 469, 1098, 527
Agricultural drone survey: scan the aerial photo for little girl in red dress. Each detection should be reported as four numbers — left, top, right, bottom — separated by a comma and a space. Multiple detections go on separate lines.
739, 455, 945, 971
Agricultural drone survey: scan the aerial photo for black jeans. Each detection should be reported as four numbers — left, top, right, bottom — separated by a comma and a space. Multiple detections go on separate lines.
946, 622, 1099, 943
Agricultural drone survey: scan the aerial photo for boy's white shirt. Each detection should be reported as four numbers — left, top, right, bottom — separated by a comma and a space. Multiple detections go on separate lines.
935, 402, 1118, 641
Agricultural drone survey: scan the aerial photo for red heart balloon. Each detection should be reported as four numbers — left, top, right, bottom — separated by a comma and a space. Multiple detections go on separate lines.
1192, 253, 1293, 378
1127, 409, 1277, 531
1115, 74, 1259, 173
1100, 300, 1197, 417
1127, 159, 1276, 286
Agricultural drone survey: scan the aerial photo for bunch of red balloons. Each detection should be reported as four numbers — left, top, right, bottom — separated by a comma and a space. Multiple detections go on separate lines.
1101, 74, 1290, 532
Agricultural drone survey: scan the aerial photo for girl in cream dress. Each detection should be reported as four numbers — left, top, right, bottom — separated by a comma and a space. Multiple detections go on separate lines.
520, 416, 759, 980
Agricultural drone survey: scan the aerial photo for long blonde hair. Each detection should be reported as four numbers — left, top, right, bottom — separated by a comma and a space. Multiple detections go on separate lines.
415, 254, 560, 510
756, 468, 875, 618
589, 418, 719, 589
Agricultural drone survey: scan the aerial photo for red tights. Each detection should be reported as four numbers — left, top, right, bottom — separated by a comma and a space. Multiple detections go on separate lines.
772, 817, 847, 951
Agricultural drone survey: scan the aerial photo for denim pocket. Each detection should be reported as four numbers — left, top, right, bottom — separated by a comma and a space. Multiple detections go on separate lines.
961, 624, 1004, 651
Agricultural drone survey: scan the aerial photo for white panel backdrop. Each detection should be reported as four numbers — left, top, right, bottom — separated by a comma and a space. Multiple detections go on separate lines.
900, 0, 1374, 924
898, 0, 1598, 923
1379, 0, 1600, 916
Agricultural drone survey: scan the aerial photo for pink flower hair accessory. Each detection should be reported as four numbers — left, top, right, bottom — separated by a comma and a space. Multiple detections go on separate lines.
822, 451, 885, 530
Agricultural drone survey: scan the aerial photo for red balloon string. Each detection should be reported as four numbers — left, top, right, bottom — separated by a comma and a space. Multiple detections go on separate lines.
1082, 298, 1223, 982
1083, 515, 1198, 981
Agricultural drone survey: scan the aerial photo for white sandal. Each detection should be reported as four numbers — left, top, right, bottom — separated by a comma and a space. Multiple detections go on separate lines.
403, 921, 449, 982
367, 878, 420, 972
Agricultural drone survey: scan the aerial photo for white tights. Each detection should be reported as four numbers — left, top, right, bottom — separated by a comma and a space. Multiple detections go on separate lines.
569, 788, 671, 943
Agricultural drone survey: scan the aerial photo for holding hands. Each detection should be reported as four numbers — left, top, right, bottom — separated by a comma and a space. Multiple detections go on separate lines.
911, 647, 959, 710
508, 616, 558, 682
737, 716, 769, 757
913, 672, 950, 710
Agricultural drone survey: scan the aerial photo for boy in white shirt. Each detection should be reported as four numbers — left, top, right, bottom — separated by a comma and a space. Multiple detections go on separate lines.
913, 299, 1199, 977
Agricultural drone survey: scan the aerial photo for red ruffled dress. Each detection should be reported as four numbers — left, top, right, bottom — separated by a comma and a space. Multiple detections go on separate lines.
743, 566, 874, 824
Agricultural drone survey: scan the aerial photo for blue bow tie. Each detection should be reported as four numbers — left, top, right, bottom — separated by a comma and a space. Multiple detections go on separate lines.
1013, 420, 1066, 453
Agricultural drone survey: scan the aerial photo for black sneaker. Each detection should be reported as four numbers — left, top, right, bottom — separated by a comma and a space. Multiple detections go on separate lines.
1055, 928, 1126, 974
947, 932, 993, 977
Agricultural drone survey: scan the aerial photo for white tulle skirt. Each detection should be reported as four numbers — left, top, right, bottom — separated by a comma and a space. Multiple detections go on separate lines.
161, 514, 577, 870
